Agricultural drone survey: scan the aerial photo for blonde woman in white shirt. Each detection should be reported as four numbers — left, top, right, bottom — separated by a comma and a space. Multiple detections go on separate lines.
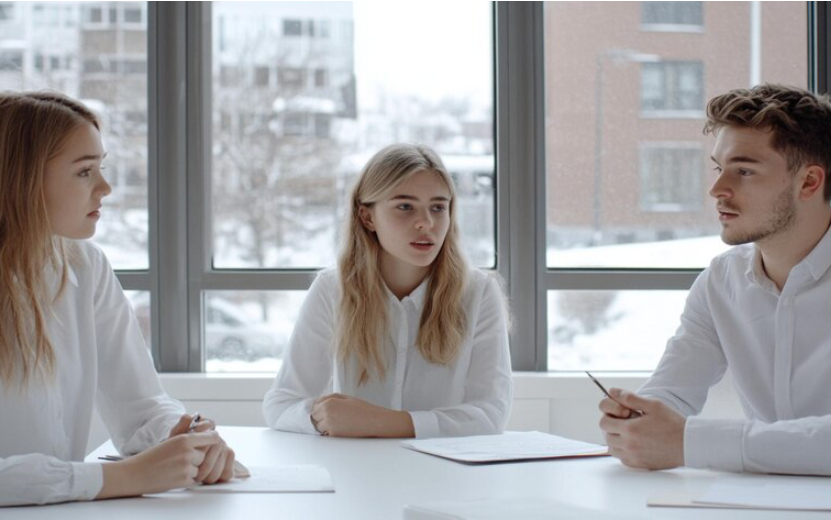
263, 144, 512, 439
0, 92, 236, 507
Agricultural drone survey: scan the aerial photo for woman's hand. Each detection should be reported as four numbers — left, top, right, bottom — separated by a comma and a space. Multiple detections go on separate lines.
310, 393, 415, 438
97, 431, 221, 499
167, 413, 236, 484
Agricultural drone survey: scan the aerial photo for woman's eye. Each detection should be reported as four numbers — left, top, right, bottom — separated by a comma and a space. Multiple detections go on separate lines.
431, 204, 447, 212
396, 203, 412, 211
78, 168, 91, 178
738, 169, 754, 177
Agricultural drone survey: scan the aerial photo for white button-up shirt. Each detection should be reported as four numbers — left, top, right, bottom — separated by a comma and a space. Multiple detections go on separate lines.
0, 241, 185, 507
263, 268, 513, 438
640, 225, 831, 475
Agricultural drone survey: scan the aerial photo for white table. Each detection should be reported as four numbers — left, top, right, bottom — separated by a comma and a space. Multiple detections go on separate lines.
6, 426, 831, 519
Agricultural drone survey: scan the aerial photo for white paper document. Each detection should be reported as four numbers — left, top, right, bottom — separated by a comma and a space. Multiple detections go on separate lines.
649, 475, 831, 511
401, 431, 608, 464
187, 465, 334, 493
695, 476, 831, 510
404, 497, 640, 520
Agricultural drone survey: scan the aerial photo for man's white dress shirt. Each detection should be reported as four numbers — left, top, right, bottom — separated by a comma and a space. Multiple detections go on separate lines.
640, 225, 831, 475
0, 241, 185, 506
263, 268, 513, 438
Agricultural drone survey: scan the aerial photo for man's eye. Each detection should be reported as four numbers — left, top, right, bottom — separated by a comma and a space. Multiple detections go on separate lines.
78, 168, 91, 178
738, 169, 754, 177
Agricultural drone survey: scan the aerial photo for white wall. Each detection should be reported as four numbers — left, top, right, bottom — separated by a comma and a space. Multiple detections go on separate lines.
87, 372, 743, 453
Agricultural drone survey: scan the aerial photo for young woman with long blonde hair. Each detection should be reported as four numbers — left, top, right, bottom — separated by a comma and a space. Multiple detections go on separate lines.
263, 143, 512, 438
0, 92, 237, 507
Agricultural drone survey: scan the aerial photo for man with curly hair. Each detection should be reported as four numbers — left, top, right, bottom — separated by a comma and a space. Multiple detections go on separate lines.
599, 84, 831, 475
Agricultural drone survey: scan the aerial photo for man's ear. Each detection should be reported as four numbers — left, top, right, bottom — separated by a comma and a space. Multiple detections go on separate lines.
799, 164, 826, 201
358, 205, 376, 232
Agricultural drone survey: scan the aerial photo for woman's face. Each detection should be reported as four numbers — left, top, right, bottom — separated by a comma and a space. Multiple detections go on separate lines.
43, 122, 111, 239
360, 170, 452, 280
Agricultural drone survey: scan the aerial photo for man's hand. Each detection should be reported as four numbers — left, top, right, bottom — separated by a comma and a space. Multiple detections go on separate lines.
598, 389, 686, 470
168, 414, 235, 484
311, 393, 414, 438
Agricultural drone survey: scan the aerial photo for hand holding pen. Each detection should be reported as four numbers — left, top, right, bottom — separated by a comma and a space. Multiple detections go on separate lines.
586, 371, 643, 418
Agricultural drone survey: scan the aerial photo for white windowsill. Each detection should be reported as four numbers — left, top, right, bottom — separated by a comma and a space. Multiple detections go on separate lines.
158, 371, 654, 401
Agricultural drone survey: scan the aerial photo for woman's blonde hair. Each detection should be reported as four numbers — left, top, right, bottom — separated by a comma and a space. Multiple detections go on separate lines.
337, 143, 468, 385
0, 91, 99, 388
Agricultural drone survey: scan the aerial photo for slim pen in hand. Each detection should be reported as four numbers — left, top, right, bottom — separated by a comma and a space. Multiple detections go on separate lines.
585, 371, 642, 417
187, 412, 202, 432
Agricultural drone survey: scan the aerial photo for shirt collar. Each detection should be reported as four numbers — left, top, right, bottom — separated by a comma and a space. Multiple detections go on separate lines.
799, 222, 831, 282
745, 223, 831, 287
385, 276, 429, 309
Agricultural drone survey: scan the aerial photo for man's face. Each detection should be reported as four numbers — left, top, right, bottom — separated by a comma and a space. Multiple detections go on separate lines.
709, 126, 798, 246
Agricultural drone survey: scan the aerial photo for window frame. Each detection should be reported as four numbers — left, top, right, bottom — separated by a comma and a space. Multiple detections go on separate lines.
131, 2, 824, 373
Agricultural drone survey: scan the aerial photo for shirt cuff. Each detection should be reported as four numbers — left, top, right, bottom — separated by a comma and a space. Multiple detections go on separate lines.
409, 411, 440, 439
275, 398, 319, 435
71, 462, 104, 501
684, 417, 745, 472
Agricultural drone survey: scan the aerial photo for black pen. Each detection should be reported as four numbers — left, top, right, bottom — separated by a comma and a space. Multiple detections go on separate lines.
98, 413, 202, 463
585, 371, 642, 417
187, 412, 202, 432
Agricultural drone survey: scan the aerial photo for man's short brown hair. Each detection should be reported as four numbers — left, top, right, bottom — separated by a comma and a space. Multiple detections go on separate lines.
704, 84, 831, 201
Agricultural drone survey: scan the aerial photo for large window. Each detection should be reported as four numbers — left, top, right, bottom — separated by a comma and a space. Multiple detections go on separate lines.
205, 2, 493, 371
544, 1, 809, 369
12, 3, 817, 375
0, 2, 149, 272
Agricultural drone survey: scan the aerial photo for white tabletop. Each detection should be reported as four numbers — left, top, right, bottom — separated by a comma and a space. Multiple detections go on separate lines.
6, 426, 831, 519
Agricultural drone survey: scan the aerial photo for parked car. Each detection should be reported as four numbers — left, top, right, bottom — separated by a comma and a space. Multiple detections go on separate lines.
129, 293, 282, 361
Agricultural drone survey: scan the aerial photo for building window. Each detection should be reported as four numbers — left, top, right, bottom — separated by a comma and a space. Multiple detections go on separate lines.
314, 113, 331, 139
0, 2, 15, 21
84, 6, 103, 25
278, 67, 305, 89
641, 61, 703, 114
283, 19, 302, 37
0, 50, 22, 71
642, 1, 703, 30
639, 144, 703, 212
283, 112, 307, 136
123, 5, 143, 25
254, 66, 270, 88
314, 68, 328, 88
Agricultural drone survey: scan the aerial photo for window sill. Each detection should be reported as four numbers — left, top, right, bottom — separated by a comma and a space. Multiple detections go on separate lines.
159, 371, 654, 401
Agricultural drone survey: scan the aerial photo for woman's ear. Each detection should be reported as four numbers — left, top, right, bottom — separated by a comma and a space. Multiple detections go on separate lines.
358, 205, 376, 232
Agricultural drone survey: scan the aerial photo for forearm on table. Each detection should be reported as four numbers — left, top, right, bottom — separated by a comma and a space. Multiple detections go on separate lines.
370, 408, 415, 438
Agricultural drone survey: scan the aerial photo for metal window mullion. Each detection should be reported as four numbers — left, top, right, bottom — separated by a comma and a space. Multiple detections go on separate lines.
151, 2, 190, 372
809, 1, 829, 93
113, 271, 150, 291
496, 2, 547, 371
544, 270, 700, 291
186, 2, 212, 372
201, 271, 319, 291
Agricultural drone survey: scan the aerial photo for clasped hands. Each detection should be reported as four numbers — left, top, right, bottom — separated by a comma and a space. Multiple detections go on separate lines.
98, 413, 236, 499
598, 388, 686, 470
310, 393, 415, 438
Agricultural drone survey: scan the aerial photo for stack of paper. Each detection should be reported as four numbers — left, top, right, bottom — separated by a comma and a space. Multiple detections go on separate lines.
187, 465, 334, 494
404, 497, 639, 520
649, 475, 831, 511
401, 431, 608, 464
